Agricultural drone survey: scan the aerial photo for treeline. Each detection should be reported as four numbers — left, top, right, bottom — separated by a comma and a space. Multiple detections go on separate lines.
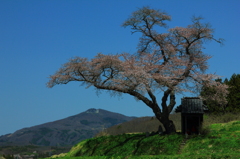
201, 73, 240, 114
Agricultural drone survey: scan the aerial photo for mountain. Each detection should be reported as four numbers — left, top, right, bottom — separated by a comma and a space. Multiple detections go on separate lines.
0, 108, 136, 147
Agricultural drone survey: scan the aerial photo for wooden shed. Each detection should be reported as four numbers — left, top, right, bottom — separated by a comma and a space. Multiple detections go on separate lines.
176, 97, 207, 135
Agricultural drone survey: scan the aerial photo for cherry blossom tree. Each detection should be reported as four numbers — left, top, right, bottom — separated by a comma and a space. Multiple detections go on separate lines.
47, 7, 228, 134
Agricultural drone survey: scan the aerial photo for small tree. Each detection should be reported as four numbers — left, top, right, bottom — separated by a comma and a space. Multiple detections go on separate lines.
200, 78, 227, 113
47, 7, 228, 134
225, 74, 240, 112
201, 74, 240, 113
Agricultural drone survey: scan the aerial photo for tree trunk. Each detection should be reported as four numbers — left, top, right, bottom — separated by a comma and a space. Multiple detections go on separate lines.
160, 117, 176, 134
152, 103, 176, 134
153, 89, 177, 134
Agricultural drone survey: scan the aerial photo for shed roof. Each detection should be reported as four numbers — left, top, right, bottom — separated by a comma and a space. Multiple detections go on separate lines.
181, 97, 204, 114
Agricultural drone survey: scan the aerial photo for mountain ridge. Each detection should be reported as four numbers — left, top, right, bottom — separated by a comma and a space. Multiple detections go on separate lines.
0, 108, 136, 146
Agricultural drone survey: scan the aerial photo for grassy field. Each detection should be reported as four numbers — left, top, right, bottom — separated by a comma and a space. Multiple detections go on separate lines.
46, 119, 240, 159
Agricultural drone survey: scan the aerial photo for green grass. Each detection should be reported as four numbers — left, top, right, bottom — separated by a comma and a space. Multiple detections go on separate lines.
181, 121, 240, 158
46, 120, 240, 159
65, 133, 183, 157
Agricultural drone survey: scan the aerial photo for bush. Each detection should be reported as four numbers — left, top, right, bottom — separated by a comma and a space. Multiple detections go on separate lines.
199, 124, 211, 136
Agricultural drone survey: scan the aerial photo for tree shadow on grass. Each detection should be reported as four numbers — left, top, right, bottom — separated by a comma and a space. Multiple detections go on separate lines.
76, 133, 168, 156
103, 134, 146, 156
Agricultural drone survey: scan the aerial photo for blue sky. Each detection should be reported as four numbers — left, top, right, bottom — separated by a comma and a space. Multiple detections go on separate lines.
0, 0, 239, 136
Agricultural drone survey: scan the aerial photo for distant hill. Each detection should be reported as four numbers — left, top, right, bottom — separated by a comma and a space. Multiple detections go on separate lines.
0, 108, 136, 146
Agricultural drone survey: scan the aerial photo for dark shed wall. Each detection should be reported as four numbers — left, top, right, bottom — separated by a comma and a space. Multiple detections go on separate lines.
181, 97, 204, 134
181, 113, 203, 134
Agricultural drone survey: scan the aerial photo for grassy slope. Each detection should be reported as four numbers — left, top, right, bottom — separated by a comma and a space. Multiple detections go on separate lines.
181, 120, 240, 158
47, 120, 240, 159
